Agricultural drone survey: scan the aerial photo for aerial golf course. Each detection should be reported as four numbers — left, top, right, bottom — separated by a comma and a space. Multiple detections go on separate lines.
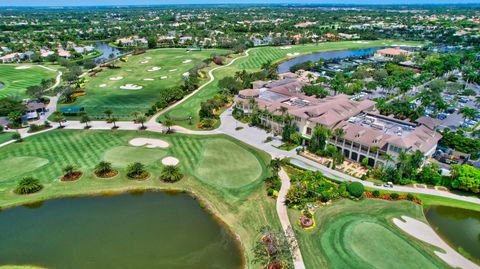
0, 65, 57, 99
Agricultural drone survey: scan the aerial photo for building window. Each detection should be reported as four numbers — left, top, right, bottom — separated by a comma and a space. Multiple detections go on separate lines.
306, 127, 312, 135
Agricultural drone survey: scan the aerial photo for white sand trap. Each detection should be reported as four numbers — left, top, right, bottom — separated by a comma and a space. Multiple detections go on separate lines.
162, 157, 179, 166
99, 84, 107, 88
393, 216, 479, 269
129, 138, 169, 148
140, 60, 149, 64
354, 41, 370, 44
182, 59, 192, 64
15, 65, 32, 70
120, 84, 143, 90
160, 76, 168, 80
110, 76, 124, 81
143, 78, 154, 81
287, 52, 300, 57
169, 69, 178, 72
147, 66, 161, 72
281, 46, 292, 50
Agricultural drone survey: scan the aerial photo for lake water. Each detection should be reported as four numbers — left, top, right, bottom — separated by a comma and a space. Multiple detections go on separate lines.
0, 191, 243, 269
92, 41, 124, 63
277, 47, 379, 73
425, 206, 480, 262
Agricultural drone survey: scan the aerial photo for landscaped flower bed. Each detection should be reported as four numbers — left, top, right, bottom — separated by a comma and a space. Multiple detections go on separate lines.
61, 171, 83, 181
298, 210, 316, 230
365, 191, 422, 205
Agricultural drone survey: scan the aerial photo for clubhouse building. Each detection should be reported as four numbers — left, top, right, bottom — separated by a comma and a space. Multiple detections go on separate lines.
234, 78, 441, 168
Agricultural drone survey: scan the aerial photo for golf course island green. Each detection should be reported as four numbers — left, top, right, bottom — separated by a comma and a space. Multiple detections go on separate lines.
0, 65, 57, 99
288, 199, 453, 269
59, 48, 230, 119
0, 129, 280, 268
160, 40, 424, 130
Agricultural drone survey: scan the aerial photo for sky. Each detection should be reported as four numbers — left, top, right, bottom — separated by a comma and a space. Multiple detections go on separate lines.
2, 0, 480, 7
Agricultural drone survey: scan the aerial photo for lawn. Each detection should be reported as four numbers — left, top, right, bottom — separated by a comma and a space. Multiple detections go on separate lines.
0, 132, 12, 144
58, 48, 230, 119
161, 40, 424, 130
0, 65, 57, 100
288, 199, 451, 269
0, 129, 279, 267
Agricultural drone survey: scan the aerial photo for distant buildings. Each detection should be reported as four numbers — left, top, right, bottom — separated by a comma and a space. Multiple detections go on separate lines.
375, 47, 411, 59
116, 36, 148, 47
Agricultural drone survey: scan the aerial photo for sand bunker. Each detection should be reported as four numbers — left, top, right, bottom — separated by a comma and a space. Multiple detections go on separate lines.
160, 76, 168, 80
147, 66, 161, 72
162, 157, 180, 166
143, 78, 154, 81
182, 59, 192, 64
110, 76, 124, 81
354, 41, 370, 44
120, 84, 143, 90
145, 56, 152, 59
393, 216, 479, 269
281, 46, 292, 50
140, 60, 149, 64
287, 52, 300, 57
15, 65, 32, 70
129, 138, 169, 148
169, 69, 178, 72
99, 84, 107, 88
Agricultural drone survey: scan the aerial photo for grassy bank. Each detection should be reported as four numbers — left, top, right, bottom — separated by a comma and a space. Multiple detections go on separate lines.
0, 129, 280, 268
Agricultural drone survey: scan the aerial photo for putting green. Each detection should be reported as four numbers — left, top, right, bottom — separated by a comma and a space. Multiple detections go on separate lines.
103, 146, 167, 167
350, 222, 438, 269
195, 139, 262, 188
0, 157, 49, 181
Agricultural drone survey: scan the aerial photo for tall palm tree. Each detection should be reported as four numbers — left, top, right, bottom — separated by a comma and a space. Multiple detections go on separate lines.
63, 164, 76, 177
52, 111, 65, 128
137, 115, 147, 129
95, 161, 113, 175
104, 109, 113, 120
164, 117, 175, 133
131, 111, 140, 121
269, 158, 283, 176
110, 117, 118, 129
80, 113, 91, 128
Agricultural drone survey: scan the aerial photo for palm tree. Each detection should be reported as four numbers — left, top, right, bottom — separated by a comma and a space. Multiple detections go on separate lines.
137, 114, 147, 129
279, 106, 288, 117
475, 96, 480, 107
95, 161, 113, 175
269, 158, 283, 176
164, 117, 175, 133
63, 164, 76, 177
52, 111, 65, 128
104, 109, 113, 120
110, 117, 118, 129
80, 113, 91, 128
160, 165, 184, 182
459, 107, 478, 124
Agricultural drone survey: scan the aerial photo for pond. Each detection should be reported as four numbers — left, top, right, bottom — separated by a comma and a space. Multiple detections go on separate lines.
0, 191, 243, 269
277, 47, 379, 73
425, 206, 480, 263
91, 41, 125, 64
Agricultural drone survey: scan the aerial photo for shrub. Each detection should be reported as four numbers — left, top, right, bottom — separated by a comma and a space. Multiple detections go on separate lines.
390, 193, 400, 199
372, 190, 380, 197
407, 193, 415, 200
12, 132, 22, 142
15, 176, 43, 194
127, 162, 148, 179
347, 182, 364, 198
159, 165, 184, 182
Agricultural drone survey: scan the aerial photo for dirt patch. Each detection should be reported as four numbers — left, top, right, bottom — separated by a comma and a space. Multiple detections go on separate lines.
162, 157, 179, 165
129, 138, 169, 148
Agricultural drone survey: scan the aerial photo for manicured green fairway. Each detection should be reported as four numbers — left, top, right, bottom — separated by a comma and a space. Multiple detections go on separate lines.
288, 199, 450, 269
0, 132, 12, 144
59, 48, 229, 119
0, 65, 57, 99
0, 130, 279, 268
161, 40, 424, 129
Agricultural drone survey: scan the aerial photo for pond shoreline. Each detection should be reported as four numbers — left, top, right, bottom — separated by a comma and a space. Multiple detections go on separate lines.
0, 186, 247, 269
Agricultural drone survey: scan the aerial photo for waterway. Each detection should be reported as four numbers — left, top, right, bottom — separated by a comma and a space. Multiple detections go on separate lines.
91, 41, 124, 64
277, 47, 379, 73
